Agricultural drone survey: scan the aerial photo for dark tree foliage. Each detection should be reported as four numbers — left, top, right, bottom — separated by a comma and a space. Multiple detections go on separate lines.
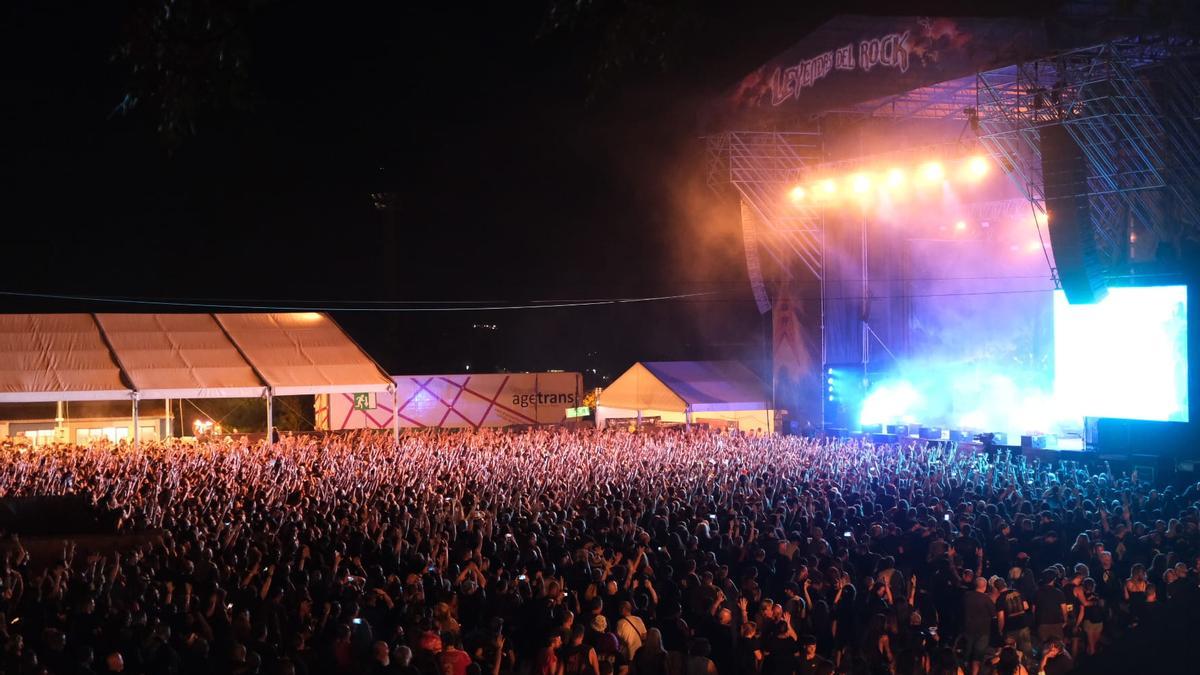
111, 0, 268, 148
540, 0, 704, 98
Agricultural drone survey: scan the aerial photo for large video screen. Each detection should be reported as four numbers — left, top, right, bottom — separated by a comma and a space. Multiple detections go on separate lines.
1054, 285, 1189, 422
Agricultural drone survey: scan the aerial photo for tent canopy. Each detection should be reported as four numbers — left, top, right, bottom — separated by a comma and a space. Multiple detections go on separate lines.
93, 314, 266, 400
0, 314, 131, 403
599, 361, 770, 413
214, 313, 392, 396
0, 313, 392, 403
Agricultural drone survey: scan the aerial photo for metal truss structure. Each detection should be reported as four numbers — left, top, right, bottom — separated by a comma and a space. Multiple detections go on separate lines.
705, 131, 822, 312
707, 35, 1200, 312
976, 39, 1200, 266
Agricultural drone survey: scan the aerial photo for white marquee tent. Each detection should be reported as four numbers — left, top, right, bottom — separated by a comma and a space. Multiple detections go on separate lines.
0, 313, 393, 442
596, 360, 774, 432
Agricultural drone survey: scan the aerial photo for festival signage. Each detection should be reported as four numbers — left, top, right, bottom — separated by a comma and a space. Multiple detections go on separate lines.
316, 372, 584, 430
718, 15, 1046, 127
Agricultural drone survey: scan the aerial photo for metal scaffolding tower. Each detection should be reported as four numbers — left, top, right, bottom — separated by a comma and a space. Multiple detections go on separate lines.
976, 38, 1200, 266
706, 131, 823, 312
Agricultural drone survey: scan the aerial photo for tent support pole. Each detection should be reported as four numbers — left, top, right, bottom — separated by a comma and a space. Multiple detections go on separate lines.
164, 397, 172, 439
685, 407, 692, 431
392, 387, 400, 447
265, 392, 274, 446
132, 396, 140, 447
636, 410, 642, 432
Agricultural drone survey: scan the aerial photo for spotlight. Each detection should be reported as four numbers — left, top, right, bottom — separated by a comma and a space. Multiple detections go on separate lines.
963, 155, 990, 181
884, 168, 906, 190
955, 220, 968, 232
849, 173, 872, 194
787, 185, 807, 204
1027, 240, 1042, 252
815, 178, 837, 198
917, 161, 945, 184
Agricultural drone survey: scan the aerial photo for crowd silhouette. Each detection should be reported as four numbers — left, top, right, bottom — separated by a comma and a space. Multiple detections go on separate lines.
0, 429, 1195, 675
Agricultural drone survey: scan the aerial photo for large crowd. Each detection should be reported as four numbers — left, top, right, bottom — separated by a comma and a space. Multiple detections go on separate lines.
0, 429, 1195, 675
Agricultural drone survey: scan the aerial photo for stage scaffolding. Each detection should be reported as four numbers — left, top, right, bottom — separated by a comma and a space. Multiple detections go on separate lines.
708, 36, 1200, 308
976, 38, 1200, 268
705, 131, 823, 312
706, 32, 1199, 429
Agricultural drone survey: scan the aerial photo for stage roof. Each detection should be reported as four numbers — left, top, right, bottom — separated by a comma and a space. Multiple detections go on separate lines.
600, 361, 770, 413
0, 313, 392, 403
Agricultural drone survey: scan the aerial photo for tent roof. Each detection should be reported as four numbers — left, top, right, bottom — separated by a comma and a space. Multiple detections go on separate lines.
93, 314, 266, 400
214, 313, 393, 395
599, 361, 770, 413
0, 314, 132, 403
0, 313, 392, 402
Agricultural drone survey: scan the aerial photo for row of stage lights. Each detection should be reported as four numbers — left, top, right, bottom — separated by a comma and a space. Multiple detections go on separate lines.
787, 156, 992, 205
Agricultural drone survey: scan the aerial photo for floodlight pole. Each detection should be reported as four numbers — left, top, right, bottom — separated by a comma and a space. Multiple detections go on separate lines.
391, 386, 401, 447
265, 390, 274, 446
131, 395, 140, 447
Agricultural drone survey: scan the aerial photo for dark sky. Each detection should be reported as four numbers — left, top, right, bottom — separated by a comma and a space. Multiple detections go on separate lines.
0, 1, 1044, 383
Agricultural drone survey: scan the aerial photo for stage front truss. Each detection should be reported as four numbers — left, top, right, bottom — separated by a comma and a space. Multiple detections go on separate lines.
708, 37, 1200, 308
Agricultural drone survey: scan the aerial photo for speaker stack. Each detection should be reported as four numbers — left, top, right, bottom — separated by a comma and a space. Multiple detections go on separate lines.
1040, 123, 1108, 304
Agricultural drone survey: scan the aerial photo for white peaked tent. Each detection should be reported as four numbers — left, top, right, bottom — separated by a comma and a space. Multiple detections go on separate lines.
0, 313, 394, 443
596, 361, 774, 432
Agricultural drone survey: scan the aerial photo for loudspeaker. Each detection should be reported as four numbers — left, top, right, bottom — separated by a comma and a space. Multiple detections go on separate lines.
1040, 123, 1108, 304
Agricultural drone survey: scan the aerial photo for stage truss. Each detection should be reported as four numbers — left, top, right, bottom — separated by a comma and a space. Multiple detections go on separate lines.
708, 36, 1200, 311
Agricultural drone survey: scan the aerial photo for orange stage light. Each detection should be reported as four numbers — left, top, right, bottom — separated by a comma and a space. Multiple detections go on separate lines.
917, 161, 945, 184
849, 173, 872, 194
955, 220, 967, 232
963, 155, 990, 181
884, 168, 906, 189
816, 178, 838, 198
788, 185, 807, 203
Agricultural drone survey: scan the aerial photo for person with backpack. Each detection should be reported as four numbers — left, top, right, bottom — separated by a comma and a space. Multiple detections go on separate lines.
994, 578, 1033, 665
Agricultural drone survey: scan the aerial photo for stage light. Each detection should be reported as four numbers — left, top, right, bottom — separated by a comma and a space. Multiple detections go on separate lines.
917, 161, 945, 184
787, 185, 807, 204
963, 155, 990, 181
884, 168, 906, 189
955, 220, 967, 232
816, 178, 838, 198
849, 173, 872, 194
1027, 240, 1042, 252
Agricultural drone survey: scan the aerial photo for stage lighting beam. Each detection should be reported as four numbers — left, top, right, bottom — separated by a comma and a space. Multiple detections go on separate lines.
964, 155, 990, 181
917, 161, 945, 184
849, 173, 872, 195
788, 185, 807, 204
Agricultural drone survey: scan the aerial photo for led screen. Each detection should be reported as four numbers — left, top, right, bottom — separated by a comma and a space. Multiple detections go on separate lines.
1054, 285, 1188, 423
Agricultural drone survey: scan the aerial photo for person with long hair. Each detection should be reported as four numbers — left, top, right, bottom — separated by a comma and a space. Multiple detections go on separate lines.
631, 628, 667, 675
1075, 578, 1103, 656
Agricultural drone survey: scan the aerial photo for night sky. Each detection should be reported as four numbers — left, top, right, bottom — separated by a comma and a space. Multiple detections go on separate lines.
0, 1, 1048, 384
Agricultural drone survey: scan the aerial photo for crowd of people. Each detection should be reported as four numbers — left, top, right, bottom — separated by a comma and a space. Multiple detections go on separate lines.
0, 428, 1195, 675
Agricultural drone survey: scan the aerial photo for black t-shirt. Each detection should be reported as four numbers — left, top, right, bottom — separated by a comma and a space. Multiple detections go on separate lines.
997, 590, 1028, 632
963, 591, 995, 637
1034, 586, 1067, 626
763, 636, 799, 675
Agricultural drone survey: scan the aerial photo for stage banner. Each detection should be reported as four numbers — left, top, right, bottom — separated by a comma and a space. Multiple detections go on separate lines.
317, 372, 584, 430
719, 16, 1046, 126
